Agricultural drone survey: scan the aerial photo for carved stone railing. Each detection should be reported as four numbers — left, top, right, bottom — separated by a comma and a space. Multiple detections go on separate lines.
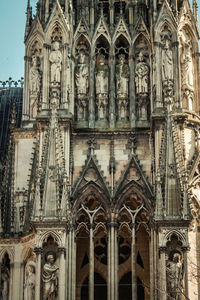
0, 77, 24, 88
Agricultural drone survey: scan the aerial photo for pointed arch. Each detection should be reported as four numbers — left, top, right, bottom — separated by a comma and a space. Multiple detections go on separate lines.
73, 34, 91, 58
92, 17, 111, 46
45, 20, 67, 44
21, 246, 35, 262
115, 180, 153, 216
38, 231, 62, 247
113, 18, 131, 45
0, 248, 14, 263
73, 181, 111, 214
133, 32, 151, 54
155, 19, 177, 43
26, 32, 44, 57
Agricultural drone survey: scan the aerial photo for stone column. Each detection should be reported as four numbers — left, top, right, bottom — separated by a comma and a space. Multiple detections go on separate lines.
34, 247, 42, 300
109, 50, 116, 128
68, 229, 72, 300
58, 247, 66, 300
159, 247, 167, 300
89, 51, 95, 128
42, 44, 51, 109
89, 225, 94, 300
12, 261, 21, 300
131, 224, 137, 300
129, 53, 136, 127
183, 246, 190, 299
108, 222, 118, 300
114, 224, 118, 300
0, 260, 2, 296
72, 229, 76, 300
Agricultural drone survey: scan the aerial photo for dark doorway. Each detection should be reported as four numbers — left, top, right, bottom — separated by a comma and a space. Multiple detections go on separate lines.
119, 272, 145, 300
81, 272, 107, 300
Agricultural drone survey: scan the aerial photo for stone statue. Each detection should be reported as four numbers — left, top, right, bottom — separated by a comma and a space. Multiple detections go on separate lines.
42, 253, 59, 300
75, 50, 89, 97
179, 30, 194, 91
49, 41, 62, 83
24, 264, 35, 300
29, 56, 41, 94
116, 54, 129, 98
135, 51, 149, 95
95, 54, 109, 97
166, 252, 183, 300
161, 36, 173, 81
1, 268, 9, 300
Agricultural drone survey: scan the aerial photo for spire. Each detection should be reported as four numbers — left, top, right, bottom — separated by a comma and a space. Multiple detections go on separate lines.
24, 0, 32, 41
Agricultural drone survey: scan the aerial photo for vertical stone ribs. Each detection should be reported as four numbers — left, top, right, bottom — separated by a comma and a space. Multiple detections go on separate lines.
171, 117, 187, 215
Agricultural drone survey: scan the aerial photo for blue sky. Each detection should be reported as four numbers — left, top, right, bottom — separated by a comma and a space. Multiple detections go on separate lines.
0, 1, 199, 81
0, 0, 38, 81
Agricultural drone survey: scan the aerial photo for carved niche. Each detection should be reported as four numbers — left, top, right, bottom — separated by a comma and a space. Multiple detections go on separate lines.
179, 27, 194, 111
29, 40, 43, 118
95, 36, 110, 121
1, 253, 10, 300
75, 42, 90, 121
160, 26, 174, 107
49, 25, 63, 104
165, 234, 185, 300
134, 36, 150, 120
41, 236, 59, 300
115, 36, 129, 121
24, 256, 36, 300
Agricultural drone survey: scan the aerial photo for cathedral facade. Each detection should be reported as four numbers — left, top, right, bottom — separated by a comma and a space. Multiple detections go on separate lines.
0, 0, 200, 299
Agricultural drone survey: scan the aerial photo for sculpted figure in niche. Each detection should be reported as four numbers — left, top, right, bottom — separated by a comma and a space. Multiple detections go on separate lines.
135, 51, 149, 95
49, 41, 62, 83
24, 263, 35, 300
116, 54, 129, 97
75, 49, 89, 97
1, 268, 9, 300
179, 30, 194, 91
166, 252, 183, 300
42, 253, 59, 300
161, 35, 173, 82
96, 54, 109, 97
29, 56, 41, 94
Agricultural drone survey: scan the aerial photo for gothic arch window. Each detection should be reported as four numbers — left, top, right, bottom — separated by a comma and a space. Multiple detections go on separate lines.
117, 192, 150, 300
75, 194, 108, 300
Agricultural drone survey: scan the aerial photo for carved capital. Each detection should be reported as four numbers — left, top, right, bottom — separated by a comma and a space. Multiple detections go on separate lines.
181, 246, 190, 253
58, 247, 66, 256
34, 247, 43, 255
159, 246, 167, 254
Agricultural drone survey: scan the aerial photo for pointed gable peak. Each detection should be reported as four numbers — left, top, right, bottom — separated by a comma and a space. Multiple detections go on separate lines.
113, 17, 131, 43
74, 17, 90, 41
134, 16, 150, 39
94, 16, 111, 43
72, 155, 111, 199
155, 0, 177, 29
45, 0, 68, 33
115, 155, 153, 199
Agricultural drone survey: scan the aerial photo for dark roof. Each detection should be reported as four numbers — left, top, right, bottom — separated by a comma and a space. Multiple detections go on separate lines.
0, 88, 23, 159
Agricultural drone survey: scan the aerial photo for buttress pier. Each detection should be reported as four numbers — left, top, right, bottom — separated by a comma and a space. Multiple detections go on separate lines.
0, 0, 200, 299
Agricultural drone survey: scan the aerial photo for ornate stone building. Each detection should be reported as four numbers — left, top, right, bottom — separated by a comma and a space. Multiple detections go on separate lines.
0, 0, 200, 299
